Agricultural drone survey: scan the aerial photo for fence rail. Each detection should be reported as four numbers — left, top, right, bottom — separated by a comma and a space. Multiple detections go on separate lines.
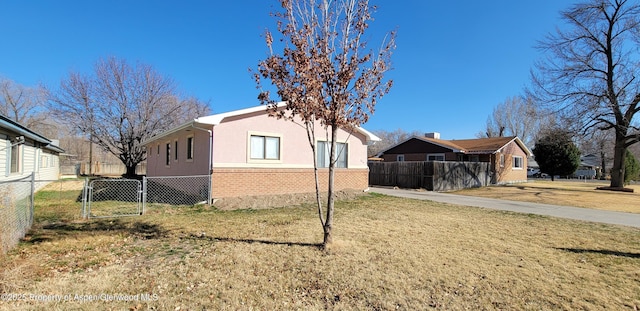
368, 161, 491, 191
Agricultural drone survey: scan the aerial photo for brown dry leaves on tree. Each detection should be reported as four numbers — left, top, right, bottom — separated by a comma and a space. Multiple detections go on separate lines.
254, 0, 395, 246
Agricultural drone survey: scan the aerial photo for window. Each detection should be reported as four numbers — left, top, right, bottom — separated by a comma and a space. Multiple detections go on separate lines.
165, 143, 171, 166
250, 135, 280, 160
317, 141, 347, 168
427, 153, 445, 161
10, 144, 19, 173
157, 144, 160, 155
500, 154, 505, 167
470, 155, 480, 162
397, 155, 405, 162
40, 155, 49, 168
512, 156, 523, 169
187, 136, 194, 160
174, 140, 178, 161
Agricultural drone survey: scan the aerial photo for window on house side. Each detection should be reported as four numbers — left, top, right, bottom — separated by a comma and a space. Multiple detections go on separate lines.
397, 154, 405, 162
40, 155, 48, 168
427, 154, 445, 161
512, 156, 523, 169
10, 144, 19, 173
187, 137, 194, 160
165, 143, 171, 166
317, 141, 347, 168
250, 135, 280, 160
500, 154, 505, 167
174, 141, 178, 161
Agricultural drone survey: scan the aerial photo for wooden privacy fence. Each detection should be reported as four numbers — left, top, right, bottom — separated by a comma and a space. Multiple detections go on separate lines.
368, 161, 491, 191
59, 162, 147, 177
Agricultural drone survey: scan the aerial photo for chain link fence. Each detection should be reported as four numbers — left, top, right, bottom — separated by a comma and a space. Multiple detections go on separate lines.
1, 174, 211, 253
0, 173, 34, 254
80, 175, 211, 218
83, 179, 142, 218
1, 177, 88, 254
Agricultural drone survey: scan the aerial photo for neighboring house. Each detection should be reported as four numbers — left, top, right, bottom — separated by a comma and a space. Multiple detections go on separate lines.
377, 132, 532, 184
142, 103, 380, 199
574, 154, 599, 179
530, 154, 600, 179
0, 115, 64, 183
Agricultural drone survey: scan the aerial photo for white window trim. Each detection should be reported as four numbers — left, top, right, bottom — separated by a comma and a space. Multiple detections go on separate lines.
500, 154, 505, 167
10, 143, 22, 175
512, 155, 524, 170
4, 139, 9, 177
397, 154, 405, 162
427, 153, 445, 161
247, 131, 283, 164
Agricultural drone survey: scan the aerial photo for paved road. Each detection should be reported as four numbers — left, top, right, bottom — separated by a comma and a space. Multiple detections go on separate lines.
370, 186, 640, 229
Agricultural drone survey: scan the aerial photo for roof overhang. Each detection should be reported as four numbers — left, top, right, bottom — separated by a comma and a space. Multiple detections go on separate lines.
143, 102, 381, 146
0, 115, 64, 153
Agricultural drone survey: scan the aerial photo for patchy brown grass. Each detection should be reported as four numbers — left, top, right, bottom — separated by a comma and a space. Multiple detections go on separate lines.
0, 189, 638, 310
454, 180, 640, 214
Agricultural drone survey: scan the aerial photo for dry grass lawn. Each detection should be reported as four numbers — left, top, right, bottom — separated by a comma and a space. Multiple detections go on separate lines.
454, 180, 640, 214
0, 186, 638, 310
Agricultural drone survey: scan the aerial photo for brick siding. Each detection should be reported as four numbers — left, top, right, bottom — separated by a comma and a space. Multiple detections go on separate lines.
211, 168, 369, 198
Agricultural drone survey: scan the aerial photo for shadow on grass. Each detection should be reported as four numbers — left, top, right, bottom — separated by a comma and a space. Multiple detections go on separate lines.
24, 219, 168, 244
556, 247, 640, 259
187, 234, 322, 249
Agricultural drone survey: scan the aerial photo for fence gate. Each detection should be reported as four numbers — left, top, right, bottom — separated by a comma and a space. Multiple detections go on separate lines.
83, 179, 142, 218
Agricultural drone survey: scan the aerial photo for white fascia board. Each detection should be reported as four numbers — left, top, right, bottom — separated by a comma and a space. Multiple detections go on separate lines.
355, 126, 381, 143
142, 103, 286, 146
195, 102, 287, 126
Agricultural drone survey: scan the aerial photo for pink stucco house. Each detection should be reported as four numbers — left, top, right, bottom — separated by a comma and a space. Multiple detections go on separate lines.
142, 103, 380, 200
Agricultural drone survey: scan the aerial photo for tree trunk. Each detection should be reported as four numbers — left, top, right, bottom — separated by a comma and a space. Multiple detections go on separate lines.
609, 137, 627, 188
600, 150, 607, 180
124, 164, 138, 178
323, 124, 338, 247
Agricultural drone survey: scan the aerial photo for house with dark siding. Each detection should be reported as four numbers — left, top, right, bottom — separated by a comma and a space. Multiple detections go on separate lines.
376, 133, 532, 184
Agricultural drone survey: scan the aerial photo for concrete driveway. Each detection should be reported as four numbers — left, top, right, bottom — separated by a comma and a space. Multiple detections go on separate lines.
370, 186, 640, 229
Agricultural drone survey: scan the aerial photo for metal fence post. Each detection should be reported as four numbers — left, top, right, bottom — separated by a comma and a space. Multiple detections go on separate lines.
142, 176, 147, 215
81, 178, 89, 219
29, 172, 35, 226
208, 173, 212, 207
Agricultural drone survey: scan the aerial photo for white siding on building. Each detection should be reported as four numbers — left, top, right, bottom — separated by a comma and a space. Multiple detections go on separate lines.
1, 139, 8, 177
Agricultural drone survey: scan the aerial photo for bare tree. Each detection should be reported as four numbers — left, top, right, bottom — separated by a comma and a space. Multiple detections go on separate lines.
478, 95, 553, 148
255, 0, 395, 247
50, 57, 210, 177
0, 78, 49, 129
530, 0, 640, 189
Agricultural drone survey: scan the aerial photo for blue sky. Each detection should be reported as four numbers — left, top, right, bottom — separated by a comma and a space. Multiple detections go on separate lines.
0, 1, 572, 139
